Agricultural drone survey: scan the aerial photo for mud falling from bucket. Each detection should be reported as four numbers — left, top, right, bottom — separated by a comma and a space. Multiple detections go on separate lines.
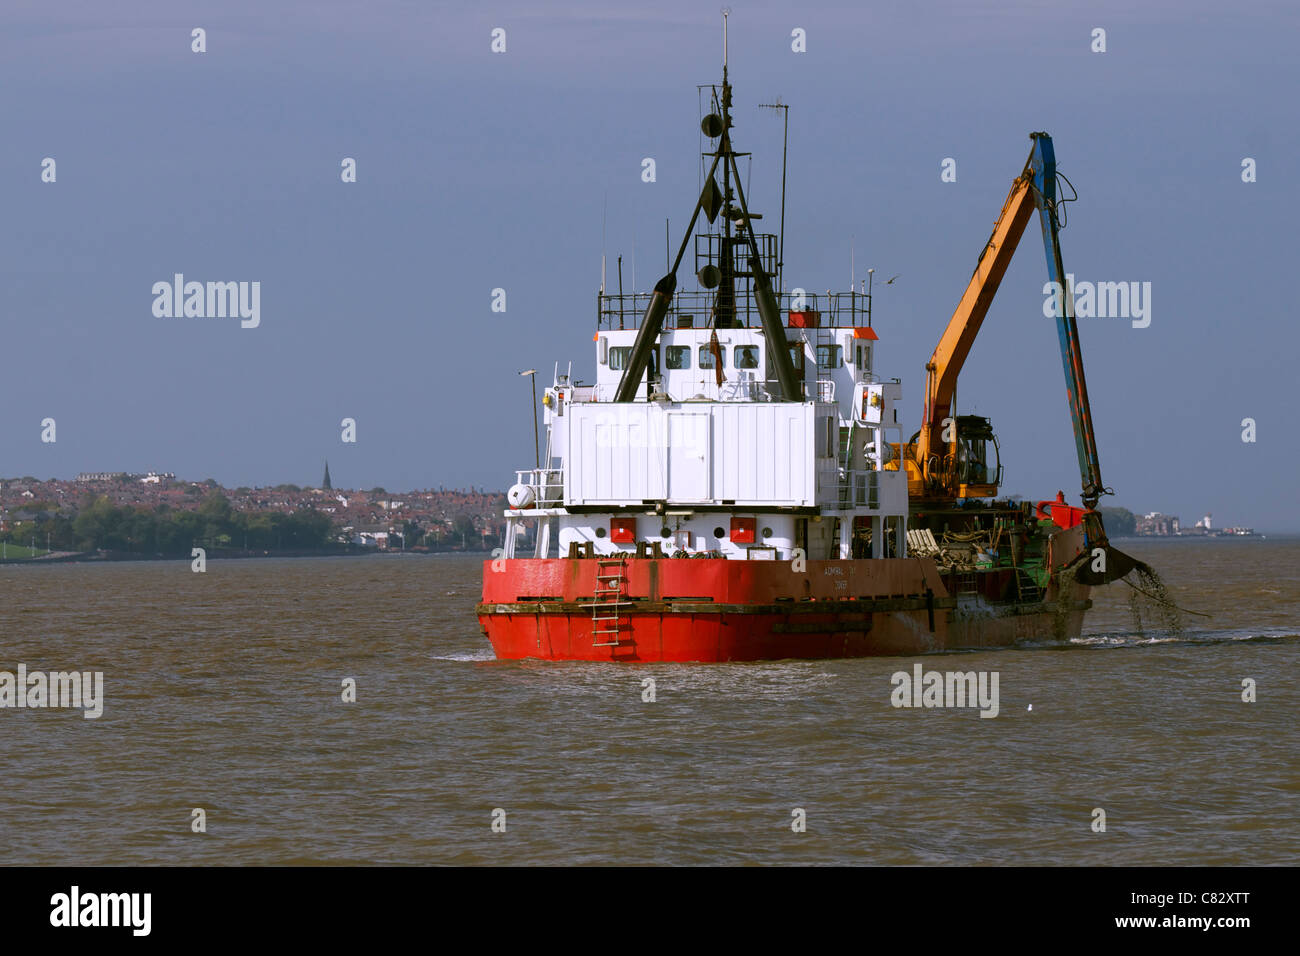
1126, 564, 1184, 639
1053, 564, 1077, 640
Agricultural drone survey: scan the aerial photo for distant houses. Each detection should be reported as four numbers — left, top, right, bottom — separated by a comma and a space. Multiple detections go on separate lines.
1132, 511, 1256, 537
3, 472, 508, 552
75, 471, 175, 484
347, 526, 395, 549
1135, 512, 1180, 536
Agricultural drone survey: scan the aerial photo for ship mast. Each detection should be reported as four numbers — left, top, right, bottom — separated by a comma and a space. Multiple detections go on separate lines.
612, 13, 802, 402
714, 12, 736, 330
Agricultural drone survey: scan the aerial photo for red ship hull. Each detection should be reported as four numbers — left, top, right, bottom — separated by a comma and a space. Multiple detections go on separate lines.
477, 557, 1090, 662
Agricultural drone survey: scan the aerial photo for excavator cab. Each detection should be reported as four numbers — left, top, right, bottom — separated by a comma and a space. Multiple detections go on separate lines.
900, 414, 1002, 500
951, 415, 1002, 498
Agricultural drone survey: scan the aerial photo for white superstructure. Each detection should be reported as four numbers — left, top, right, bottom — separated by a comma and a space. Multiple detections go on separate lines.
502, 312, 911, 563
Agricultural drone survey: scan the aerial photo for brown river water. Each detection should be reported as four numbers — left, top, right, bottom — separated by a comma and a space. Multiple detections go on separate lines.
1, 537, 1296, 865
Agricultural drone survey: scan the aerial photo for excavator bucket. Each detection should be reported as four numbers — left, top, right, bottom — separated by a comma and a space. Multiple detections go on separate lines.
1073, 544, 1147, 585
1071, 511, 1149, 585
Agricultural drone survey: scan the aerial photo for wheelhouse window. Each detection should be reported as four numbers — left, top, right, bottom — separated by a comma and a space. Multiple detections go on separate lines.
666, 345, 692, 369
699, 344, 726, 369
816, 343, 842, 368
734, 345, 760, 369
608, 346, 633, 370
855, 343, 872, 371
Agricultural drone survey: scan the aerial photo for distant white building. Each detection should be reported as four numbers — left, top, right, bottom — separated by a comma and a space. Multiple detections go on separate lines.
351, 527, 390, 549
1136, 511, 1179, 536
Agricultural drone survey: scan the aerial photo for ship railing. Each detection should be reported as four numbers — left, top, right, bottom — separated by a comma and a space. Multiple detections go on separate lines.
597, 290, 874, 332
827, 291, 873, 328
515, 469, 565, 508
574, 379, 829, 403
671, 377, 829, 403
718, 377, 775, 402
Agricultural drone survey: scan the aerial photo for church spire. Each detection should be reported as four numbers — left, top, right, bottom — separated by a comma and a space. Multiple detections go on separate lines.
322, 460, 332, 491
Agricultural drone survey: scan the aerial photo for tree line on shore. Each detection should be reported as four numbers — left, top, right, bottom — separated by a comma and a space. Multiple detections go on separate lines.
2, 492, 338, 555
1096, 507, 1136, 535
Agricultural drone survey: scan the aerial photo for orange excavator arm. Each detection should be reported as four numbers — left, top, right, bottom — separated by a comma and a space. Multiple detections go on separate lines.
913, 132, 1107, 512
913, 166, 1037, 491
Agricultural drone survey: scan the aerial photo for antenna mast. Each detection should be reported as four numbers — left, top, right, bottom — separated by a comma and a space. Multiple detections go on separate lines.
759, 98, 789, 295
723, 8, 729, 72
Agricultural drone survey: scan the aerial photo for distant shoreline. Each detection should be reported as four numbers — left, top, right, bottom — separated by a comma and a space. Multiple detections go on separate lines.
1110, 533, 1285, 541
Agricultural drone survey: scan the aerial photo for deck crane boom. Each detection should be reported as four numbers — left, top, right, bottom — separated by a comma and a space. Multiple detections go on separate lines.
909, 132, 1106, 509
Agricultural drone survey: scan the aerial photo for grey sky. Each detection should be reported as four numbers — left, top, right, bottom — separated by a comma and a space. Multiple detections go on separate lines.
2, 0, 1296, 529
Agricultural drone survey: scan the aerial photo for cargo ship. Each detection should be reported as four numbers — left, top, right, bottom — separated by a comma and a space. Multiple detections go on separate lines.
477, 35, 1138, 662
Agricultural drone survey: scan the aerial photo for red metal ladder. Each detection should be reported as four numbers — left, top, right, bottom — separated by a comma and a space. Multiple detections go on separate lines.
591, 557, 630, 646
